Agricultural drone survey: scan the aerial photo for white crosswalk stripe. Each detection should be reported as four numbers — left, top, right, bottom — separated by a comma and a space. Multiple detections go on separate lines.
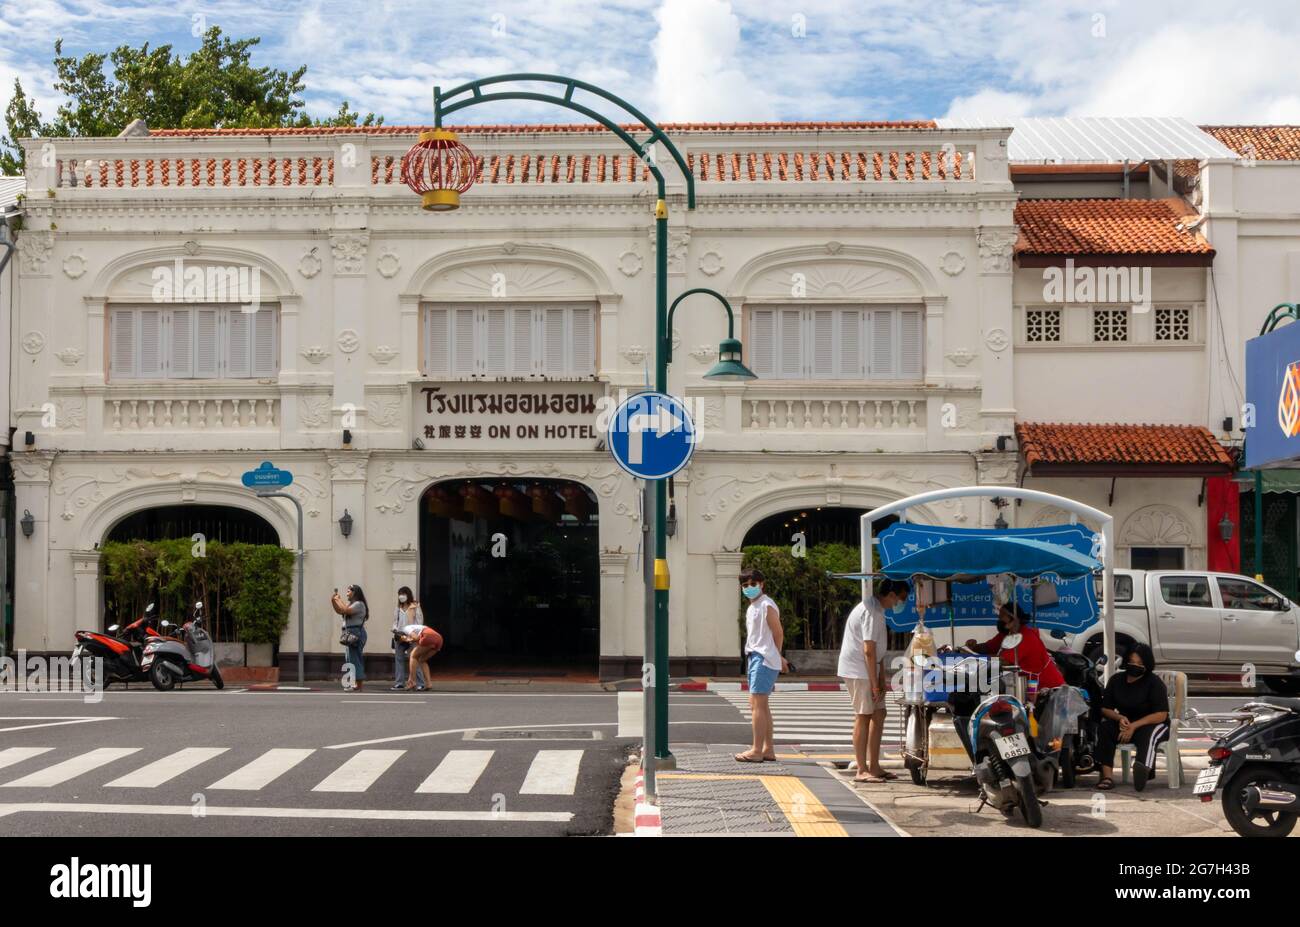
208, 748, 315, 791
719, 691, 905, 744
0, 747, 54, 771
416, 750, 494, 794
519, 750, 583, 795
105, 747, 230, 788
1, 747, 141, 787
312, 749, 405, 793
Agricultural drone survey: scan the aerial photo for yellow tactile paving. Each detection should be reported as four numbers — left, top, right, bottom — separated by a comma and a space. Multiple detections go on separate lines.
657, 771, 848, 837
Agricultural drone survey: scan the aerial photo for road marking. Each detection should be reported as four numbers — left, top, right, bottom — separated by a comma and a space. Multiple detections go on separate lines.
208, 748, 315, 790
520, 750, 583, 795
0, 802, 572, 823
617, 691, 642, 737
313, 750, 405, 793
104, 748, 230, 788
416, 751, 493, 794
0, 747, 55, 771
0, 747, 141, 788
0, 717, 118, 734
327, 722, 616, 750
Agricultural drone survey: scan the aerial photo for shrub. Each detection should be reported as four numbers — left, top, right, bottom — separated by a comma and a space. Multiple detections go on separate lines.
739, 542, 863, 650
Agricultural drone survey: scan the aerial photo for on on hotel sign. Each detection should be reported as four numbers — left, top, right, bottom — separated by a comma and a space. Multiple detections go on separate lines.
414, 382, 605, 449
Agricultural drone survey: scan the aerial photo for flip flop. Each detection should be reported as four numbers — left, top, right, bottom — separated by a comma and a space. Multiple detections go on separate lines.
762, 755, 778, 762
878, 770, 899, 780
855, 774, 888, 784
1097, 777, 1115, 791
734, 752, 764, 763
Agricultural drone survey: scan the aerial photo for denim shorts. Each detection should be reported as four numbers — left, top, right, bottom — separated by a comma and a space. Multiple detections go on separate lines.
747, 652, 780, 695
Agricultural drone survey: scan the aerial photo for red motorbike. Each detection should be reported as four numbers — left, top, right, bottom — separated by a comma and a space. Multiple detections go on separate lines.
72, 603, 165, 688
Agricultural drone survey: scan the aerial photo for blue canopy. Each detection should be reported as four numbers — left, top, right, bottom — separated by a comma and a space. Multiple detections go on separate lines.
875, 536, 1101, 583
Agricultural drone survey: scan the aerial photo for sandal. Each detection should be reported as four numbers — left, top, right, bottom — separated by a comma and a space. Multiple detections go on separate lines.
1097, 777, 1114, 791
855, 774, 888, 784
734, 752, 764, 763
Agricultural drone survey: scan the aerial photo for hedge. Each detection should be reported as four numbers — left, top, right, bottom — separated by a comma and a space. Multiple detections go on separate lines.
739, 542, 872, 651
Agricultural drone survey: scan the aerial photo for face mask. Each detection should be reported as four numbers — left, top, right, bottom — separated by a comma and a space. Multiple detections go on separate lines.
889, 599, 907, 615
398, 595, 409, 604
742, 585, 762, 600
1125, 664, 1147, 678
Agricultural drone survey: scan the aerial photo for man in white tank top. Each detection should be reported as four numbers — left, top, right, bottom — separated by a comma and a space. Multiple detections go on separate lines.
735, 567, 788, 763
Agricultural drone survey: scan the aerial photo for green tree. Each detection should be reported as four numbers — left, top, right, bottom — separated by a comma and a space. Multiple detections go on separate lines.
1, 27, 384, 174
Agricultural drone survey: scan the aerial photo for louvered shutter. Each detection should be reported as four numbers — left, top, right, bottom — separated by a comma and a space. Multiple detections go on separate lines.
252, 309, 277, 377
870, 310, 895, 379
511, 308, 533, 375
811, 309, 834, 378
425, 307, 449, 375
778, 309, 803, 379
452, 308, 476, 375
170, 309, 193, 378
484, 307, 508, 374
838, 309, 863, 379
542, 308, 566, 375
746, 309, 773, 379
226, 310, 251, 377
111, 310, 136, 379
138, 310, 164, 378
194, 309, 220, 378
571, 306, 594, 375
899, 309, 923, 379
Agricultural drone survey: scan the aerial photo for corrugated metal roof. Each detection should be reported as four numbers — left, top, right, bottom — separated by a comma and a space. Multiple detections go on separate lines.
0, 176, 25, 210
936, 116, 1238, 164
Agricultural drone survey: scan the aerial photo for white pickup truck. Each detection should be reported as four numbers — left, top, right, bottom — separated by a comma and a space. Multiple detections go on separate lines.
1057, 570, 1300, 695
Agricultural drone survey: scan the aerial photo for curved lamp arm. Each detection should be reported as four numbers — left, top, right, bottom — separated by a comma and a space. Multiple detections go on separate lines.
665, 287, 735, 365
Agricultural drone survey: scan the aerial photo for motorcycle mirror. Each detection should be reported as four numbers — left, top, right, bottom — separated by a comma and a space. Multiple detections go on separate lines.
107, 624, 120, 633
160, 620, 171, 628
146, 604, 155, 615
1000, 633, 1023, 649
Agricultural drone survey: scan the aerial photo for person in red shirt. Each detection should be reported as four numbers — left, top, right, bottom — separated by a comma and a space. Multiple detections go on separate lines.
964, 602, 1065, 691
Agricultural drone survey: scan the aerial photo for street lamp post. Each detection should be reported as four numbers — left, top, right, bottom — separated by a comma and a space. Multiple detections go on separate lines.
407, 75, 753, 769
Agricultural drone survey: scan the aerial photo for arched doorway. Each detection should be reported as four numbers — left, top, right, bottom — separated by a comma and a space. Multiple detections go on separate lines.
106, 504, 279, 545
418, 479, 599, 673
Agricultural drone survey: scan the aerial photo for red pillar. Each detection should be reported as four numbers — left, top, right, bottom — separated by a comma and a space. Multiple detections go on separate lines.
1206, 476, 1240, 573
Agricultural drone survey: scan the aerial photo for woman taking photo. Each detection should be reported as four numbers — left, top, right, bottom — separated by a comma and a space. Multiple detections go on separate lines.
391, 586, 427, 691
331, 584, 369, 691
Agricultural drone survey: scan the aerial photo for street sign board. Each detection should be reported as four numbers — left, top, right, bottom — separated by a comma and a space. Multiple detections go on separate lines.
1246, 321, 1300, 469
241, 461, 294, 489
607, 391, 696, 480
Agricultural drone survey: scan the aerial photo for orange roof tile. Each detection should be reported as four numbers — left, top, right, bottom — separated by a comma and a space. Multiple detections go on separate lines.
1016, 422, 1233, 474
148, 120, 936, 137
1200, 125, 1300, 161
1013, 197, 1213, 260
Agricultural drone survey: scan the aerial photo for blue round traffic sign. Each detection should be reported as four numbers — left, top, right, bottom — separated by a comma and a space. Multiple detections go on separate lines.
607, 392, 696, 480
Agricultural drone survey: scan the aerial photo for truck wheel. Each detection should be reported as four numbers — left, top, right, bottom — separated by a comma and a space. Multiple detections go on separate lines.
150, 660, 177, 692
1263, 676, 1300, 696
1222, 768, 1298, 838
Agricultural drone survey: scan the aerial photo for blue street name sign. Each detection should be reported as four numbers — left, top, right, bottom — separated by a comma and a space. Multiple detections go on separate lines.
241, 461, 294, 489
607, 391, 696, 480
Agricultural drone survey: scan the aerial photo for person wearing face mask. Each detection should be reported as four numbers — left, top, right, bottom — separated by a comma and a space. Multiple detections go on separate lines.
1094, 643, 1168, 791
838, 579, 911, 783
964, 602, 1065, 692
735, 568, 789, 763
390, 586, 427, 691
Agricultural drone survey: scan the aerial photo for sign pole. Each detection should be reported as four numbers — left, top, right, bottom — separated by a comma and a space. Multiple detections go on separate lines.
641, 479, 657, 799
254, 489, 305, 685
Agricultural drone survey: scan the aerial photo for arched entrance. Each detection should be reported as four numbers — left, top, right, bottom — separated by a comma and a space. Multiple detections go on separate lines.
418, 478, 599, 673
106, 504, 279, 545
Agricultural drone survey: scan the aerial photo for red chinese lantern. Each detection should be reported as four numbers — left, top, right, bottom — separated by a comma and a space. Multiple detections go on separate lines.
401, 128, 477, 211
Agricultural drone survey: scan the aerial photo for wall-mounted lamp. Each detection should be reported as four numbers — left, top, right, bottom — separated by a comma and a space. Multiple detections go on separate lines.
1218, 513, 1235, 543
24, 431, 34, 449
994, 513, 1009, 530
338, 509, 353, 538
665, 501, 678, 538
20, 509, 34, 538
342, 428, 353, 447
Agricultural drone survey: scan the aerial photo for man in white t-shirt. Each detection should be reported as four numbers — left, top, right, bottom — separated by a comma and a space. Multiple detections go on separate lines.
837, 579, 910, 783
735, 567, 789, 763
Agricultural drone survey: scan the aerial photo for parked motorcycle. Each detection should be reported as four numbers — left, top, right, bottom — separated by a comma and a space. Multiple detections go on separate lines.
1048, 646, 1106, 788
1193, 696, 1300, 837
141, 602, 224, 691
71, 603, 160, 688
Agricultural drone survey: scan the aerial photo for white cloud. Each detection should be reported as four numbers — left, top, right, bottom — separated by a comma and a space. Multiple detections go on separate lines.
650, 0, 774, 121
942, 89, 1038, 123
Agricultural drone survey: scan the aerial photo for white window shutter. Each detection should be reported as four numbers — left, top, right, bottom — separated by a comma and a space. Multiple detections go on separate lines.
226, 309, 251, 378
170, 309, 193, 378
511, 308, 532, 375
425, 307, 449, 375
542, 308, 566, 375
453, 308, 475, 375
749, 309, 775, 378
111, 310, 136, 379
870, 310, 895, 379
252, 310, 277, 377
484, 307, 507, 374
571, 306, 594, 375
811, 309, 834, 378
838, 310, 863, 379
138, 310, 164, 378
778, 309, 803, 379
194, 309, 220, 378
899, 309, 923, 379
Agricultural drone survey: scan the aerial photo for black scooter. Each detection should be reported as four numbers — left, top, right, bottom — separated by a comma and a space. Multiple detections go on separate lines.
1193, 697, 1300, 837
1049, 646, 1106, 788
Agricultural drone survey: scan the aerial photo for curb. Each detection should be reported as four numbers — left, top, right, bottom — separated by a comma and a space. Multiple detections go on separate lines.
675, 681, 845, 692
633, 773, 662, 836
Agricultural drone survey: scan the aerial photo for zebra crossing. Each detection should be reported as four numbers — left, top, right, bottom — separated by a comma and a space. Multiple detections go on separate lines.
0, 744, 589, 798
718, 689, 905, 745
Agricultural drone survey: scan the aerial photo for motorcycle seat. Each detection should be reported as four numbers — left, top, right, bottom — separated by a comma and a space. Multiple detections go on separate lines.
1258, 696, 1300, 713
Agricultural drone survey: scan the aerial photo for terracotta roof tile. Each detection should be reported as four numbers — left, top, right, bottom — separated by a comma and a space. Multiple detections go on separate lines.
1200, 125, 1300, 161
1013, 197, 1213, 258
148, 120, 936, 137
1016, 422, 1233, 471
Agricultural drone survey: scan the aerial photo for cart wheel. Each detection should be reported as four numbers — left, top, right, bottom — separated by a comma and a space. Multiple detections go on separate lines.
909, 763, 927, 786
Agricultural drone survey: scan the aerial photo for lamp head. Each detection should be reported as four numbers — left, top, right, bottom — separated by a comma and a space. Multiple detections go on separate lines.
704, 338, 757, 382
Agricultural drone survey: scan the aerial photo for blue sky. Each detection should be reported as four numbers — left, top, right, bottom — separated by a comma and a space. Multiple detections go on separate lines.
2, 0, 1298, 128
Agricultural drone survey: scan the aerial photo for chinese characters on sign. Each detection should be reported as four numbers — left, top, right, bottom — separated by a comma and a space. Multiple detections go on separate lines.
413, 383, 605, 448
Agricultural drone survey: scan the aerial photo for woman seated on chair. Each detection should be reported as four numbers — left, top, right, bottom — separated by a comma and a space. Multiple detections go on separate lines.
964, 602, 1065, 692
1095, 643, 1169, 792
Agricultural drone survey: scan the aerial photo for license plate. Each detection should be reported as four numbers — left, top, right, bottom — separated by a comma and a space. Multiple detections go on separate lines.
995, 733, 1031, 759
1193, 766, 1222, 795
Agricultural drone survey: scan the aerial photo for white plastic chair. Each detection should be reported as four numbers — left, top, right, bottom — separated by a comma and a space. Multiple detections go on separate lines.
1118, 669, 1186, 788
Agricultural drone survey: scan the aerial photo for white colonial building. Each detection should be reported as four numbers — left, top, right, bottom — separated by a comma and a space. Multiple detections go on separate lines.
7, 117, 1294, 676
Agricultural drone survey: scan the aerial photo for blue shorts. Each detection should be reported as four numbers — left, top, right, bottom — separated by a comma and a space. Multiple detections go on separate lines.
747, 652, 780, 695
